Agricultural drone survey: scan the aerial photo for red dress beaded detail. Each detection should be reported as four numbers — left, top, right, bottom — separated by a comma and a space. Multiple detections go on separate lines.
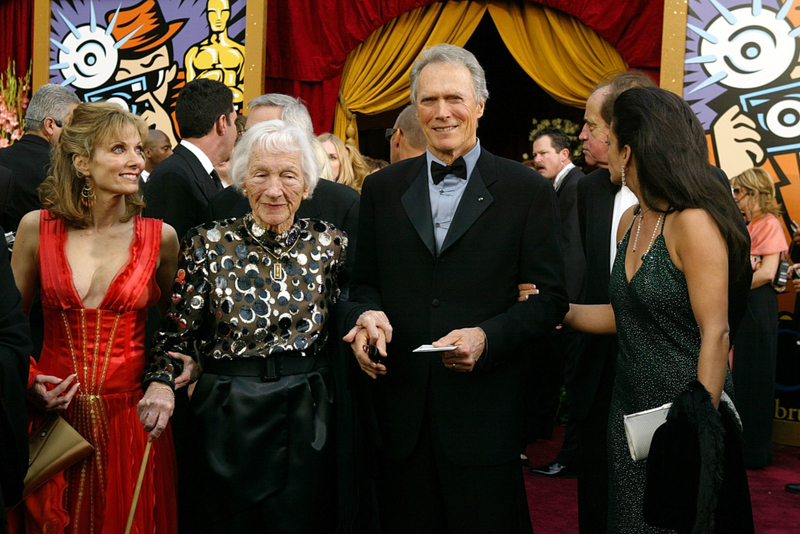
20, 212, 177, 534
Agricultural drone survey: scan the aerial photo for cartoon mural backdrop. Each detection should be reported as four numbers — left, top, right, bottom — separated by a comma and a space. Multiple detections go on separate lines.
48, 0, 246, 147
682, 0, 800, 444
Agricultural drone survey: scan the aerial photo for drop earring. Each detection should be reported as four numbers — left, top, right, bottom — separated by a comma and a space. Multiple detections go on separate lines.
81, 180, 97, 208
621, 166, 626, 188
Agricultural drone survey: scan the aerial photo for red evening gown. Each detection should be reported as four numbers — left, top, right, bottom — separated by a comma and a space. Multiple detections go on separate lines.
15, 211, 178, 534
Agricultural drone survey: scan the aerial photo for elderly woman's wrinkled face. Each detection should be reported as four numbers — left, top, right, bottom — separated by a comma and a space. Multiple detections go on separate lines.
244, 149, 308, 234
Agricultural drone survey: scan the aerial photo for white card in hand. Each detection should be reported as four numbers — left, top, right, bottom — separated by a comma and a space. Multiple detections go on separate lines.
412, 344, 457, 353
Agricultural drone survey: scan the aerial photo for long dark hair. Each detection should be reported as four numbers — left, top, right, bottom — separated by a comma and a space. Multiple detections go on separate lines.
611, 87, 749, 277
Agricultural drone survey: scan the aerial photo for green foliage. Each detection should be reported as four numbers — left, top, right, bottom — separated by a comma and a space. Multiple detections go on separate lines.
0, 60, 31, 147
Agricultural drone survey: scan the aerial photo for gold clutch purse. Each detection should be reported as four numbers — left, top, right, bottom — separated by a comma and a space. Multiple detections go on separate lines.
22, 414, 94, 499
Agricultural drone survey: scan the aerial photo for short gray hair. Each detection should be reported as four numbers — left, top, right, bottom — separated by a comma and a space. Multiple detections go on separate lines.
24, 84, 80, 132
396, 104, 426, 150
409, 44, 489, 106
230, 119, 320, 197
247, 94, 314, 136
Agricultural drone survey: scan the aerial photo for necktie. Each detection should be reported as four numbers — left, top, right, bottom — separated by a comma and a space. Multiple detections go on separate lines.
210, 169, 223, 190
431, 157, 467, 185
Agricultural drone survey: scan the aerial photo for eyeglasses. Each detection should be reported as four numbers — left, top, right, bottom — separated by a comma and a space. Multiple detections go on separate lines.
732, 188, 742, 194
385, 127, 399, 141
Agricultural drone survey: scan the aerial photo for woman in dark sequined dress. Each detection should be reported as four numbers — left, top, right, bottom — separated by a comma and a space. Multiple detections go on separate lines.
143, 120, 348, 532
539, 88, 753, 532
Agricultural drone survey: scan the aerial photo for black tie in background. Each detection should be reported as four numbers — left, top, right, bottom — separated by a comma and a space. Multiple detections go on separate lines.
431, 157, 467, 185
210, 169, 223, 191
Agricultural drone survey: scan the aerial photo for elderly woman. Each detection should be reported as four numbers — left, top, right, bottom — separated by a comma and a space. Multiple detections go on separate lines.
144, 120, 347, 532
730, 167, 788, 469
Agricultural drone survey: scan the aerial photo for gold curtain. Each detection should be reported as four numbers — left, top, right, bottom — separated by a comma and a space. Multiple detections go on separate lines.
334, 0, 628, 149
334, 1, 488, 146
487, 2, 627, 107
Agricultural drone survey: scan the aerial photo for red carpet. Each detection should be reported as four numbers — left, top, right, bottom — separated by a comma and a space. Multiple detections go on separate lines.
524, 426, 800, 533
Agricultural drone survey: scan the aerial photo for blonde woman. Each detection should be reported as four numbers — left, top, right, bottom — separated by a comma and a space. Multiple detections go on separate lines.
11, 102, 191, 532
318, 133, 369, 193
730, 167, 788, 469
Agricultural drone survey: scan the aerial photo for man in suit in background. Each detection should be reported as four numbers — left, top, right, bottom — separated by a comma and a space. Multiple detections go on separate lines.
207, 93, 360, 277
141, 129, 173, 183
527, 127, 585, 478
0, 224, 32, 521
144, 79, 236, 240
343, 44, 568, 533
0, 84, 79, 232
573, 72, 659, 533
387, 104, 426, 164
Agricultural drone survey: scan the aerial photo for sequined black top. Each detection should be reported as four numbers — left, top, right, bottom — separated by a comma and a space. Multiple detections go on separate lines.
144, 215, 347, 387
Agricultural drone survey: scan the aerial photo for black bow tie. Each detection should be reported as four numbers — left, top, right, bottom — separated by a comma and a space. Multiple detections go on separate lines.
431, 157, 467, 185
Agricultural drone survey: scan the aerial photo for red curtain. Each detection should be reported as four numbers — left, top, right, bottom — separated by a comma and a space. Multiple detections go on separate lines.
1, 0, 663, 132
0, 0, 34, 78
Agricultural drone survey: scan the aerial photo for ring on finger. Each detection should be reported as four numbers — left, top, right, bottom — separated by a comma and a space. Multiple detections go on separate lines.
452, 363, 456, 369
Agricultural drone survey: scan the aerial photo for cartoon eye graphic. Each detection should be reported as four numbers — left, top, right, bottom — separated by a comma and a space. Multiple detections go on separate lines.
739, 81, 800, 155
50, 4, 141, 91
687, 2, 799, 92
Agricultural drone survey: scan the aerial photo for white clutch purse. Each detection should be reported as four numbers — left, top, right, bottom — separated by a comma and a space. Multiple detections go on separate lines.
623, 403, 671, 461
623, 391, 739, 462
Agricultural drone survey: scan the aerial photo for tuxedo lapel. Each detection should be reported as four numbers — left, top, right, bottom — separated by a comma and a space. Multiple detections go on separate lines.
401, 162, 436, 258
439, 151, 495, 255
176, 144, 217, 201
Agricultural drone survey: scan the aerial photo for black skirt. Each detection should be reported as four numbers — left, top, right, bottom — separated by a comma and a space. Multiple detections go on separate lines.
187, 358, 336, 533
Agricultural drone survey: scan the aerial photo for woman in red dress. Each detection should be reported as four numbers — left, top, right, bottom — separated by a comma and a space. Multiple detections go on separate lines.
11, 102, 191, 533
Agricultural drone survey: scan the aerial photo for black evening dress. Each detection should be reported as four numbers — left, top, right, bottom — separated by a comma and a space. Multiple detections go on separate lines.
145, 214, 347, 533
607, 223, 735, 533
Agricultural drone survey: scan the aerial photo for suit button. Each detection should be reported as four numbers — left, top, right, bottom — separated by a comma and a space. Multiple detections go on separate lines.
432, 299, 440, 307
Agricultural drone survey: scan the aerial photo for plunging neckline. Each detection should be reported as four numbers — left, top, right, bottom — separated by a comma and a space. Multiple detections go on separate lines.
623, 230, 663, 285
61, 217, 139, 310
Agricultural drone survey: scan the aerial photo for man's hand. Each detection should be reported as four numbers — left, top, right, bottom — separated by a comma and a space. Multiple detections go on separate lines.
435, 327, 486, 373
343, 310, 393, 379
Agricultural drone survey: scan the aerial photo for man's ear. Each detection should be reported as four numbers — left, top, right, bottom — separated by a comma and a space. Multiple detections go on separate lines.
216, 114, 228, 136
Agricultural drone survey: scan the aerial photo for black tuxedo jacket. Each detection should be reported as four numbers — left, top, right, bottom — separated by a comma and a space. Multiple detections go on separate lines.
0, 134, 52, 232
343, 150, 568, 466
143, 144, 220, 240
556, 166, 586, 302
572, 168, 618, 421
207, 178, 361, 276
0, 225, 32, 509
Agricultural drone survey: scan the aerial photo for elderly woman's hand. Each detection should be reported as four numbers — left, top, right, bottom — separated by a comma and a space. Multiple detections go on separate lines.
171, 351, 202, 390
137, 383, 175, 442
27, 373, 80, 412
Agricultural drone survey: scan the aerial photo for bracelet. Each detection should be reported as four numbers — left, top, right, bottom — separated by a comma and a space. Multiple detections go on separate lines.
148, 383, 175, 399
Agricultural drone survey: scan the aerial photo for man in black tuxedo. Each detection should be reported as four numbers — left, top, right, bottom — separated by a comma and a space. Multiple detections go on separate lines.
207, 93, 360, 277
342, 44, 568, 533
0, 224, 32, 520
143, 79, 237, 240
0, 84, 79, 232
527, 127, 585, 478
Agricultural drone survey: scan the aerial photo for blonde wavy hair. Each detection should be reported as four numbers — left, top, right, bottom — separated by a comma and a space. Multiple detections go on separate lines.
729, 167, 782, 220
40, 102, 148, 228
318, 133, 369, 194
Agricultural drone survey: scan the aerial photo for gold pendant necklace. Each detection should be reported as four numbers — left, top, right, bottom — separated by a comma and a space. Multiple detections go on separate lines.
243, 214, 300, 280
